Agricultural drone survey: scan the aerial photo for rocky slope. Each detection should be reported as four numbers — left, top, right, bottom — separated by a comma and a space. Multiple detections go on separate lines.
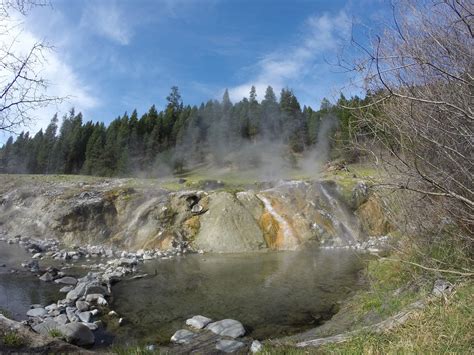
0, 175, 390, 253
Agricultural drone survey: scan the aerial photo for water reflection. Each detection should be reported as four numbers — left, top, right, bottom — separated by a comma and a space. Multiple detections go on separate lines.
112, 246, 366, 344
0, 243, 61, 320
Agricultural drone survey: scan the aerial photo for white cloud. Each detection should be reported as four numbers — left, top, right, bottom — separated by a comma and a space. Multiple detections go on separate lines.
0, 13, 98, 141
228, 11, 351, 104
80, 1, 132, 45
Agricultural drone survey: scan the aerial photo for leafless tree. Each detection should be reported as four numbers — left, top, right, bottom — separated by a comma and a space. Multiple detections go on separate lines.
0, 0, 61, 133
342, 0, 473, 272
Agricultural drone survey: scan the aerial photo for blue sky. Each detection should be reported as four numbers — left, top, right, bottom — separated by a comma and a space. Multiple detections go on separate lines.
3, 0, 390, 138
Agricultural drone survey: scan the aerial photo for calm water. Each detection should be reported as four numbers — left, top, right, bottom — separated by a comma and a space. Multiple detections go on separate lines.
112, 246, 367, 345
0, 243, 61, 320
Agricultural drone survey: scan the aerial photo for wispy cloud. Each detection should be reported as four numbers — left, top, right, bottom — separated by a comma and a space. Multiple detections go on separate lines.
80, 0, 132, 45
0, 12, 99, 141
228, 11, 351, 104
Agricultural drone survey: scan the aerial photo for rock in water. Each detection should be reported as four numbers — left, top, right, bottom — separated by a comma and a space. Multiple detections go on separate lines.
170, 329, 196, 344
185, 315, 212, 329
59, 285, 74, 293
215, 339, 246, 353
39, 272, 54, 282
59, 323, 95, 347
55, 276, 78, 285
206, 319, 245, 338
27, 308, 47, 317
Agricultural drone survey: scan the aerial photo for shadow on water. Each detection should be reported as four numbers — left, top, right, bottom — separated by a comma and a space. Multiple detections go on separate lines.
111, 245, 368, 345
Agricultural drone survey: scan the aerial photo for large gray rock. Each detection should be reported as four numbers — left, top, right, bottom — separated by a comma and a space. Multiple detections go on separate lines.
206, 319, 245, 338
66, 308, 79, 323
215, 339, 246, 353
59, 322, 95, 347
170, 329, 196, 344
76, 301, 89, 312
60, 285, 74, 293
85, 293, 104, 303
55, 276, 78, 285
32, 319, 61, 336
193, 192, 266, 253
77, 311, 91, 323
185, 315, 212, 329
54, 314, 69, 325
66, 282, 87, 301
39, 272, 54, 282
27, 307, 47, 317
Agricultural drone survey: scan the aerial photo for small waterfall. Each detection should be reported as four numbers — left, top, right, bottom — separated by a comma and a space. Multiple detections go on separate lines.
257, 194, 298, 250
318, 183, 359, 243
124, 197, 160, 236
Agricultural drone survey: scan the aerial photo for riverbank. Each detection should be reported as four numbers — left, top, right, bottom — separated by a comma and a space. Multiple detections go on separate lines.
262, 249, 473, 354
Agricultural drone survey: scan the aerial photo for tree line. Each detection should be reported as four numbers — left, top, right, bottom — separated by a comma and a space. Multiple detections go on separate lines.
0, 85, 363, 177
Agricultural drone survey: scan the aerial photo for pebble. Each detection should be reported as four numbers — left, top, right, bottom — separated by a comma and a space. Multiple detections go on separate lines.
250, 340, 263, 353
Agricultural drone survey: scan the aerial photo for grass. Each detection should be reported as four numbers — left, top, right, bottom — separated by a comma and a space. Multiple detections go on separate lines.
0, 307, 12, 319
111, 345, 159, 355
321, 281, 473, 354
48, 328, 63, 338
263, 237, 473, 354
1, 330, 25, 348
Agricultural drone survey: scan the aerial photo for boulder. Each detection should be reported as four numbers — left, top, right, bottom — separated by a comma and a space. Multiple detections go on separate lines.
27, 307, 47, 317
77, 311, 91, 323
60, 285, 74, 293
185, 315, 212, 329
54, 314, 69, 325
66, 308, 79, 323
55, 277, 78, 285
170, 329, 196, 344
76, 301, 89, 312
206, 319, 245, 338
39, 272, 54, 282
215, 339, 245, 353
66, 282, 87, 301
59, 322, 95, 347
194, 192, 266, 253
85, 293, 104, 303
32, 319, 61, 336
82, 322, 98, 330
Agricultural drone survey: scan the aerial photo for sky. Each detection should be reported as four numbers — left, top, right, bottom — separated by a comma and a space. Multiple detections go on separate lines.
1, 0, 391, 141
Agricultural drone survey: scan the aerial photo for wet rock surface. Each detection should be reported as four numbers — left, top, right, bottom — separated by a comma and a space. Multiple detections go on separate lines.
169, 316, 251, 354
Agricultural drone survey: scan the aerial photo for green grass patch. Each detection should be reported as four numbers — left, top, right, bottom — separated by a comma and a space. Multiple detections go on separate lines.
2, 330, 25, 348
0, 307, 12, 319
48, 328, 63, 338
322, 281, 473, 354
111, 344, 159, 355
